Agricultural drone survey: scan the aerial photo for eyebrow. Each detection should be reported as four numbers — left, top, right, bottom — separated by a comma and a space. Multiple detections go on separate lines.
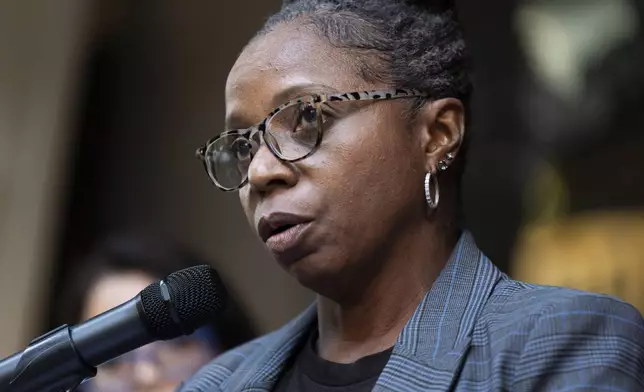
271, 83, 340, 106
225, 83, 340, 131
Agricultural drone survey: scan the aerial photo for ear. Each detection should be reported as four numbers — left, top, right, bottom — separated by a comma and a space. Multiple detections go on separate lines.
416, 98, 465, 173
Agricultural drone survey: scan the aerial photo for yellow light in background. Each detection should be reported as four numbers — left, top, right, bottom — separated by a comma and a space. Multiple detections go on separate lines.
513, 211, 644, 314
522, 160, 568, 224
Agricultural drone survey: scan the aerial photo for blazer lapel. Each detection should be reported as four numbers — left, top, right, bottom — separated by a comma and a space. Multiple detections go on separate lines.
232, 305, 317, 392
375, 232, 502, 391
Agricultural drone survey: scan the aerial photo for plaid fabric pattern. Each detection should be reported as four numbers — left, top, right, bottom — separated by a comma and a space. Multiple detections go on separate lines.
179, 232, 644, 391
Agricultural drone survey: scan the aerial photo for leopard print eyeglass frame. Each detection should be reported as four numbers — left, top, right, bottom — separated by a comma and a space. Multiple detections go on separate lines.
196, 88, 428, 191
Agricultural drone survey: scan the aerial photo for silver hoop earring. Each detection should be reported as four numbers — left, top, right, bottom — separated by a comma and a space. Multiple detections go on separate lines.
424, 172, 440, 209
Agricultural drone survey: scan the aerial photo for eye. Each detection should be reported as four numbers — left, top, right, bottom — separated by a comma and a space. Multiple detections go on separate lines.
291, 104, 319, 140
299, 103, 317, 124
230, 137, 253, 160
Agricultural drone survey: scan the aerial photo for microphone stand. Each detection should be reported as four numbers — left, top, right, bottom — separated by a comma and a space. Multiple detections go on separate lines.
0, 325, 96, 392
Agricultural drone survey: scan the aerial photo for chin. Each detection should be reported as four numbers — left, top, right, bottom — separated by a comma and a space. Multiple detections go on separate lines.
286, 252, 351, 299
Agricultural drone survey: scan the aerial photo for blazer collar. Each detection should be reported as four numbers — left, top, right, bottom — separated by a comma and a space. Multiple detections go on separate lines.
375, 231, 503, 391
238, 231, 502, 392
233, 304, 317, 391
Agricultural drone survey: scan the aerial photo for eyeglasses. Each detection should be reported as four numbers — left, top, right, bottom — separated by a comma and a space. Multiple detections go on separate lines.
84, 328, 217, 392
196, 88, 428, 191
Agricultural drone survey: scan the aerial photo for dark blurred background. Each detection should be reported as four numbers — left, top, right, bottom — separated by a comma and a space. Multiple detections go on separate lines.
1, 0, 643, 356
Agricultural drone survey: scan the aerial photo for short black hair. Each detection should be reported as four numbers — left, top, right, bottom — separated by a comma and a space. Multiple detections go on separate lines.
57, 234, 256, 351
258, 0, 472, 217
261, 0, 471, 105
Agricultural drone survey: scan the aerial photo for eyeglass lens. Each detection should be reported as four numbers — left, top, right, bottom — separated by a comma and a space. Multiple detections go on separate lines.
87, 336, 215, 392
205, 101, 321, 189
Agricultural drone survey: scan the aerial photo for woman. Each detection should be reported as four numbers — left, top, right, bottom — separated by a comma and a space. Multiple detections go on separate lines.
57, 235, 255, 392
181, 0, 644, 390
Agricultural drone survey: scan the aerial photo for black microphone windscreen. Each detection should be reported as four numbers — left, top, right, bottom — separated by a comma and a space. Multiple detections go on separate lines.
139, 265, 227, 339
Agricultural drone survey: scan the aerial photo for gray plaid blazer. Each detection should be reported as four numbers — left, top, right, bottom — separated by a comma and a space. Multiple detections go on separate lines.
179, 232, 644, 391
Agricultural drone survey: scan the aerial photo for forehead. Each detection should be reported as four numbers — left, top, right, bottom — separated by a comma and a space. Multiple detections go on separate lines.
83, 272, 154, 320
225, 23, 373, 124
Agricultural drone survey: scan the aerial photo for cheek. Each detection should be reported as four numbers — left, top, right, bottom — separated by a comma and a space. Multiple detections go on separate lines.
238, 187, 255, 225
314, 112, 421, 217
326, 111, 416, 177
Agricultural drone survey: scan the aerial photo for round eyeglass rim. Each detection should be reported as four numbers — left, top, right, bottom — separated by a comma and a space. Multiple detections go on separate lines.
203, 99, 325, 191
196, 88, 429, 192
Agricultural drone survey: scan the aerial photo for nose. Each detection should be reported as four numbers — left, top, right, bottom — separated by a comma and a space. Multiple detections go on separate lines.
247, 143, 298, 194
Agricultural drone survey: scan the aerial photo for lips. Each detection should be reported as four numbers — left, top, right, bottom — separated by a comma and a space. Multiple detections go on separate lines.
257, 212, 312, 243
256, 212, 314, 261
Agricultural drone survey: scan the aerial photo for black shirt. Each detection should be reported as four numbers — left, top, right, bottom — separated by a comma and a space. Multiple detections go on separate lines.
272, 330, 393, 392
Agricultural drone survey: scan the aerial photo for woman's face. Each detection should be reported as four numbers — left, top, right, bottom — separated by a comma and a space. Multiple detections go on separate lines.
227, 23, 450, 297
82, 272, 216, 392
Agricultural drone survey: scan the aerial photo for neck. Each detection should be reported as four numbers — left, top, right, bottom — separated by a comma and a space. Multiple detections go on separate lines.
316, 222, 458, 363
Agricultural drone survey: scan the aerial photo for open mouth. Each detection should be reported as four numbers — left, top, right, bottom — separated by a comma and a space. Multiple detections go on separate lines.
258, 213, 312, 243
270, 224, 297, 237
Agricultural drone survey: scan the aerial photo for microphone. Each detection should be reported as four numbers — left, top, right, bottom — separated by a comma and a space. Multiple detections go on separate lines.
0, 265, 227, 392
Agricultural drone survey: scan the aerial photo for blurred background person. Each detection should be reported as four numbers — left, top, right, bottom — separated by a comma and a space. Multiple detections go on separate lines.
54, 234, 256, 392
